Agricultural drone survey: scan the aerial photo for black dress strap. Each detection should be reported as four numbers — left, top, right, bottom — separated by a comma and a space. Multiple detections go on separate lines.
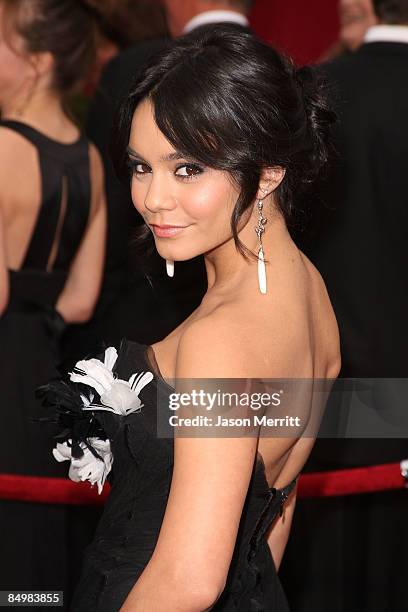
0, 120, 91, 271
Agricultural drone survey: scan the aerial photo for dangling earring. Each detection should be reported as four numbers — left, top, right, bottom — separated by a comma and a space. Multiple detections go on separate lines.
166, 259, 174, 277
254, 191, 268, 294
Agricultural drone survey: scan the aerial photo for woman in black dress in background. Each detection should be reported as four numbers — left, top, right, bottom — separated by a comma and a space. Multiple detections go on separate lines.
38, 25, 340, 611
0, 0, 107, 598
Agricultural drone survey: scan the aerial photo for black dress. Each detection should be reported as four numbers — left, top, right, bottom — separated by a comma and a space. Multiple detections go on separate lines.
41, 339, 297, 611
0, 121, 101, 599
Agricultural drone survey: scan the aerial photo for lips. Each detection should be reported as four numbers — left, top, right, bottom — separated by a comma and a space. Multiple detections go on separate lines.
150, 224, 188, 238
151, 224, 187, 229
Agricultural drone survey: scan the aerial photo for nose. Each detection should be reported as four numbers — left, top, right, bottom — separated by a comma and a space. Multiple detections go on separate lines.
142, 175, 177, 214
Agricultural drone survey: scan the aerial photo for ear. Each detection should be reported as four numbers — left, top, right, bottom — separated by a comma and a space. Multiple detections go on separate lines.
256, 166, 286, 200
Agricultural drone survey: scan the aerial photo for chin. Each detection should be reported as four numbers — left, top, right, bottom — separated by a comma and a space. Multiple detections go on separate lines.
155, 246, 201, 262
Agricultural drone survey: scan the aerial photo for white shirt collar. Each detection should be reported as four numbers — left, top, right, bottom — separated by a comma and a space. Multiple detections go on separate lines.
182, 10, 249, 34
364, 24, 408, 44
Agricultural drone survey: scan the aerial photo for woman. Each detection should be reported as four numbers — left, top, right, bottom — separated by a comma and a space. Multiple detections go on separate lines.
0, 0, 106, 597
39, 24, 340, 611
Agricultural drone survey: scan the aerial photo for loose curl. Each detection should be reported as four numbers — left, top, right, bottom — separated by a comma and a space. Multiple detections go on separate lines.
112, 24, 337, 262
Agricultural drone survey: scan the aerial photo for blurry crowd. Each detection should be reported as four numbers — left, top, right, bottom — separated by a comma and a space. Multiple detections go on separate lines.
0, 0, 407, 610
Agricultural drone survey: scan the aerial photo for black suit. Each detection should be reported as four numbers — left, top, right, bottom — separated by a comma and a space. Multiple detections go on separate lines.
298, 42, 408, 469
281, 42, 408, 612
303, 42, 408, 379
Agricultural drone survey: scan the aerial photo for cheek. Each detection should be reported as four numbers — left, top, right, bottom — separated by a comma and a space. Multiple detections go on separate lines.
184, 179, 236, 221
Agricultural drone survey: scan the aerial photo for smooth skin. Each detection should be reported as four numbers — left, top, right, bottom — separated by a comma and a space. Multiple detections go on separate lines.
118, 98, 340, 611
0, 3, 106, 322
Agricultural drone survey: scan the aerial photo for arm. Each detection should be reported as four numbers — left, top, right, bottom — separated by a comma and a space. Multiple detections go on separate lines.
120, 320, 298, 612
0, 206, 9, 316
55, 144, 107, 324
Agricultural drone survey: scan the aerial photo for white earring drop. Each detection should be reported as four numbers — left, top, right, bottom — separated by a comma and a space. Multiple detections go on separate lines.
166, 259, 174, 277
255, 191, 268, 295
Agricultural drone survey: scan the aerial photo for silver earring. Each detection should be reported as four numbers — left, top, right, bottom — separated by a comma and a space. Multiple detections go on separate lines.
166, 259, 174, 277
255, 192, 268, 294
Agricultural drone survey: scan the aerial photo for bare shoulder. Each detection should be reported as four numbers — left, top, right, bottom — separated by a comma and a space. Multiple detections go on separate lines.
175, 309, 252, 379
0, 126, 36, 168
0, 128, 38, 200
175, 297, 302, 379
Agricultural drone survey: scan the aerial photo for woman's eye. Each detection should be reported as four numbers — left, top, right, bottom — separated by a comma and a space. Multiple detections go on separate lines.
127, 159, 150, 176
134, 163, 150, 175
175, 164, 203, 179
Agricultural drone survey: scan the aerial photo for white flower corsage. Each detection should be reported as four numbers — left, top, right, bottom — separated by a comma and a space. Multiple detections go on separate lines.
70, 346, 153, 416
37, 346, 154, 494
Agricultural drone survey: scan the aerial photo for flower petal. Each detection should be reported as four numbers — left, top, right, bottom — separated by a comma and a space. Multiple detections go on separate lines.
52, 441, 73, 462
130, 371, 154, 396
69, 358, 115, 396
104, 347, 118, 371
68, 438, 113, 494
100, 381, 142, 415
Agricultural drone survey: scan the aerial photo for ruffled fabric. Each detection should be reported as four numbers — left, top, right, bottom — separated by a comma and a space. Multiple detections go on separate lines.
34, 346, 154, 494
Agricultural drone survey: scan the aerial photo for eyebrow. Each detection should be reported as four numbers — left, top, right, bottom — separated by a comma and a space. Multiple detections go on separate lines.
126, 146, 185, 163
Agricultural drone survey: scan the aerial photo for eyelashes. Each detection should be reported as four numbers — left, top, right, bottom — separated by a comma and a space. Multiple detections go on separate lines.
126, 158, 204, 181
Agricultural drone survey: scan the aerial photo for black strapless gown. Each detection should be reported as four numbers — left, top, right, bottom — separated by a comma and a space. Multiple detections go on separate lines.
65, 339, 297, 611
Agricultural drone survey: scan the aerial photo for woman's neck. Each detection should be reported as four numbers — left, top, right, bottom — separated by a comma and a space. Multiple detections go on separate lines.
203, 201, 296, 298
1, 88, 79, 142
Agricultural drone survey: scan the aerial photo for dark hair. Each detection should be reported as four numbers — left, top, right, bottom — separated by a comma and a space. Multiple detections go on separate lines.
372, 0, 408, 23
113, 24, 336, 262
1, 0, 106, 95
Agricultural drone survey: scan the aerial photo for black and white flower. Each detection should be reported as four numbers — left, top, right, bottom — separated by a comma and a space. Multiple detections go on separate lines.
53, 437, 113, 495
70, 347, 154, 416
35, 346, 154, 494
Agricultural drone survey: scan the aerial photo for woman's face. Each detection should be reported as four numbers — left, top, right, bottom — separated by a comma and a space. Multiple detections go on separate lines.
0, 5, 36, 108
128, 98, 244, 262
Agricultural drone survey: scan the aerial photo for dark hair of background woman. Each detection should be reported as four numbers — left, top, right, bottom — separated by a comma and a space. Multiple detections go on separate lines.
0, 0, 167, 96
112, 23, 337, 262
0, 0, 103, 95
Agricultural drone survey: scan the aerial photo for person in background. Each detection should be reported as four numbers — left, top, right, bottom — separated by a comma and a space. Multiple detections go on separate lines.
163, 0, 253, 36
78, 0, 255, 363
281, 1, 408, 610
84, 0, 169, 96
0, 0, 107, 603
320, 0, 377, 61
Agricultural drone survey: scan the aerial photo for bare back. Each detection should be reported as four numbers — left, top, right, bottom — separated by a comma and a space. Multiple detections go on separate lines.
0, 121, 91, 272
151, 244, 340, 490
0, 119, 106, 323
